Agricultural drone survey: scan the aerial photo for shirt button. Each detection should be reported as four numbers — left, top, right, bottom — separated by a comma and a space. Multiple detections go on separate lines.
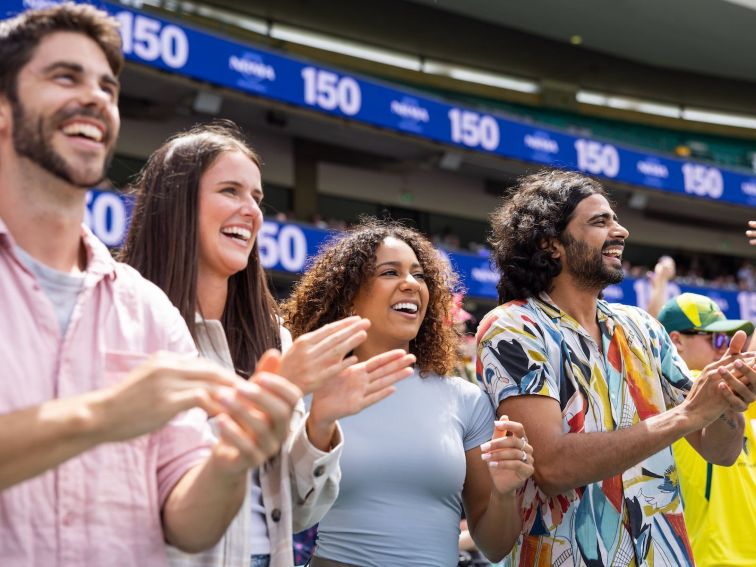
271, 508, 281, 522
314, 465, 325, 477
62, 512, 74, 526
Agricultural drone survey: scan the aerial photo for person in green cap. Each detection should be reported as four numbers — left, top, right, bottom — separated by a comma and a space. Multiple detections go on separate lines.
659, 293, 756, 567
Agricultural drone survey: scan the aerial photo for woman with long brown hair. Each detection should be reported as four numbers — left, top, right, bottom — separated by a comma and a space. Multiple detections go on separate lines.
283, 218, 534, 567
121, 121, 413, 567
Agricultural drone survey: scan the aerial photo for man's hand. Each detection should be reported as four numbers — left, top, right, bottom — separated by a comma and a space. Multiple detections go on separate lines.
683, 331, 756, 425
684, 362, 739, 427
645, 255, 676, 318
681, 332, 753, 466
94, 352, 241, 443
162, 350, 300, 551
279, 316, 370, 395
306, 350, 415, 449
747, 220, 756, 245
653, 255, 676, 281
713, 331, 756, 409
97, 349, 301, 476
211, 350, 301, 476
0, 351, 264, 491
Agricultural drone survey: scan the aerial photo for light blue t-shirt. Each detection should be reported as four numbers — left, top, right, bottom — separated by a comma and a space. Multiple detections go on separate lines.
314, 369, 495, 567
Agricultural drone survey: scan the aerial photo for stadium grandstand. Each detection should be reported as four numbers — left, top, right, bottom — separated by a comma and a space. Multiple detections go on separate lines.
7, 0, 755, 324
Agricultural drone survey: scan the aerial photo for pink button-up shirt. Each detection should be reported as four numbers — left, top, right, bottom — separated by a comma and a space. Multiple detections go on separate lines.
0, 220, 215, 566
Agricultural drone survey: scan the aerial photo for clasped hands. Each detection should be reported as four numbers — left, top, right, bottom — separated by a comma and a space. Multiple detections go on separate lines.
685, 330, 756, 425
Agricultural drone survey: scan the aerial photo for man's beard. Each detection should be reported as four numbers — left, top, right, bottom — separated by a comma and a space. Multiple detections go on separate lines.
561, 233, 624, 290
11, 98, 114, 188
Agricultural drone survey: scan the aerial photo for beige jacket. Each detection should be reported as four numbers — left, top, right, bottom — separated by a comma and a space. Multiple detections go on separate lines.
167, 318, 342, 567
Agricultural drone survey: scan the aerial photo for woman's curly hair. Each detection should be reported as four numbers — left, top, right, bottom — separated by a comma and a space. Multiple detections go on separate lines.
282, 218, 459, 377
489, 169, 606, 303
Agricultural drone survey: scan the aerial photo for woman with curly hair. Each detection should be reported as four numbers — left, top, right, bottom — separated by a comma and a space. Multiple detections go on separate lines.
283, 218, 534, 567
120, 121, 414, 567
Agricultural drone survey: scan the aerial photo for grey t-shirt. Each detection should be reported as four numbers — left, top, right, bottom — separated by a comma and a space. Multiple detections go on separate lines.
15, 246, 84, 336
314, 370, 495, 567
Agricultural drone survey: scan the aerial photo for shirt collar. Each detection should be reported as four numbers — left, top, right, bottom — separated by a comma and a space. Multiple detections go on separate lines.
534, 292, 562, 320
535, 292, 615, 335
81, 224, 117, 278
0, 217, 116, 280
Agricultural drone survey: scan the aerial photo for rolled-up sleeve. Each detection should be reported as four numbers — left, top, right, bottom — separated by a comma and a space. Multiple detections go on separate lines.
287, 409, 342, 532
153, 298, 217, 507
477, 306, 559, 409
156, 408, 216, 507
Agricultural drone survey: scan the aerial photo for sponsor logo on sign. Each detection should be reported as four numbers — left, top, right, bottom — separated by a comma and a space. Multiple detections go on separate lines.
741, 181, 756, 196
603, 285, 624, 301
524, 134, 559, 154
471, 266, 498, 283
391, 97, 429, 133
23, 0, 61, 9
229, 54, 276, 81
637, 159, 669, 179
390, 99, 429, 123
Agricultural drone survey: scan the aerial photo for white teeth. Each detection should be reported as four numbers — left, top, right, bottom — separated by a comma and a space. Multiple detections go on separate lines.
221, 226, 251, 241
603, 248, 623, 258
62, 122, 103, 142
392, 302, 418, 313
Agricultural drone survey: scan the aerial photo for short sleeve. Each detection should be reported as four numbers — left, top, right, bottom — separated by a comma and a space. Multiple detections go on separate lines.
652, 314, 693, 408
165, 305, 200, 357
151, 299, 215, 506
156, 408, 215, 507
476, 304, 560, 410
462, 383, 495, 451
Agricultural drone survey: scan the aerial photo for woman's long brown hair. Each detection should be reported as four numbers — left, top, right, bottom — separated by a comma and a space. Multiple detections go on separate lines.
120, 120, 280, 377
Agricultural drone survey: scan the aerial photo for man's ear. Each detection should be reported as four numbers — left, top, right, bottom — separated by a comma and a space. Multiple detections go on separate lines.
669, 330, 684, 352
0, 95, 11, 134
540, 237, 561, 259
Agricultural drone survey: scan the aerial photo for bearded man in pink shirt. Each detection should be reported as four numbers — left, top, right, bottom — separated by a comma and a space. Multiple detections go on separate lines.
0, 5, 301, 566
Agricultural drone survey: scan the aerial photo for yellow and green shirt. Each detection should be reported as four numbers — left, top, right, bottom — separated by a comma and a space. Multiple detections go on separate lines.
673, 370, 756, 567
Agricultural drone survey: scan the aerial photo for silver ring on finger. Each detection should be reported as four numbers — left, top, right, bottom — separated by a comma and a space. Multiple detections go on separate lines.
521, 450, 527, 462
519, 437, 526, 450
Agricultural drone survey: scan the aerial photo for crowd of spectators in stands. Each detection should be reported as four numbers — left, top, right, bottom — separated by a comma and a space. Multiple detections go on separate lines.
274, 212, 756, 293
624, 258, 756, 292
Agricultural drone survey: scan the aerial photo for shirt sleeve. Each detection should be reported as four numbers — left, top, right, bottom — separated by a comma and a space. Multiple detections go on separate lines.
642, 308, 693, 409
279, 324, 293, 353
153, 301, 216, 507
463, 384, 495, 451
287, 403, 343, 532
476, 304, 560, 411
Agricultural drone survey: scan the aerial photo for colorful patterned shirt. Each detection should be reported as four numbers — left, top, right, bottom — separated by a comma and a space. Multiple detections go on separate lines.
476, 294, 695, 567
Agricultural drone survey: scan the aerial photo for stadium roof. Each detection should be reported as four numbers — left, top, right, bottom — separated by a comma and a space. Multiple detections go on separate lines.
405, 0, 756, 84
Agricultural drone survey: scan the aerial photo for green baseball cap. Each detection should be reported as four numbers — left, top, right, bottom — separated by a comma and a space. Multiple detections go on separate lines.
658, 292, 754, 335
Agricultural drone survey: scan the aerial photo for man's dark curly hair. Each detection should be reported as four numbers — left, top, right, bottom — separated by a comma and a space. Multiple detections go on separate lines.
282, 218, 459, 377
489, 169, 606, 303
